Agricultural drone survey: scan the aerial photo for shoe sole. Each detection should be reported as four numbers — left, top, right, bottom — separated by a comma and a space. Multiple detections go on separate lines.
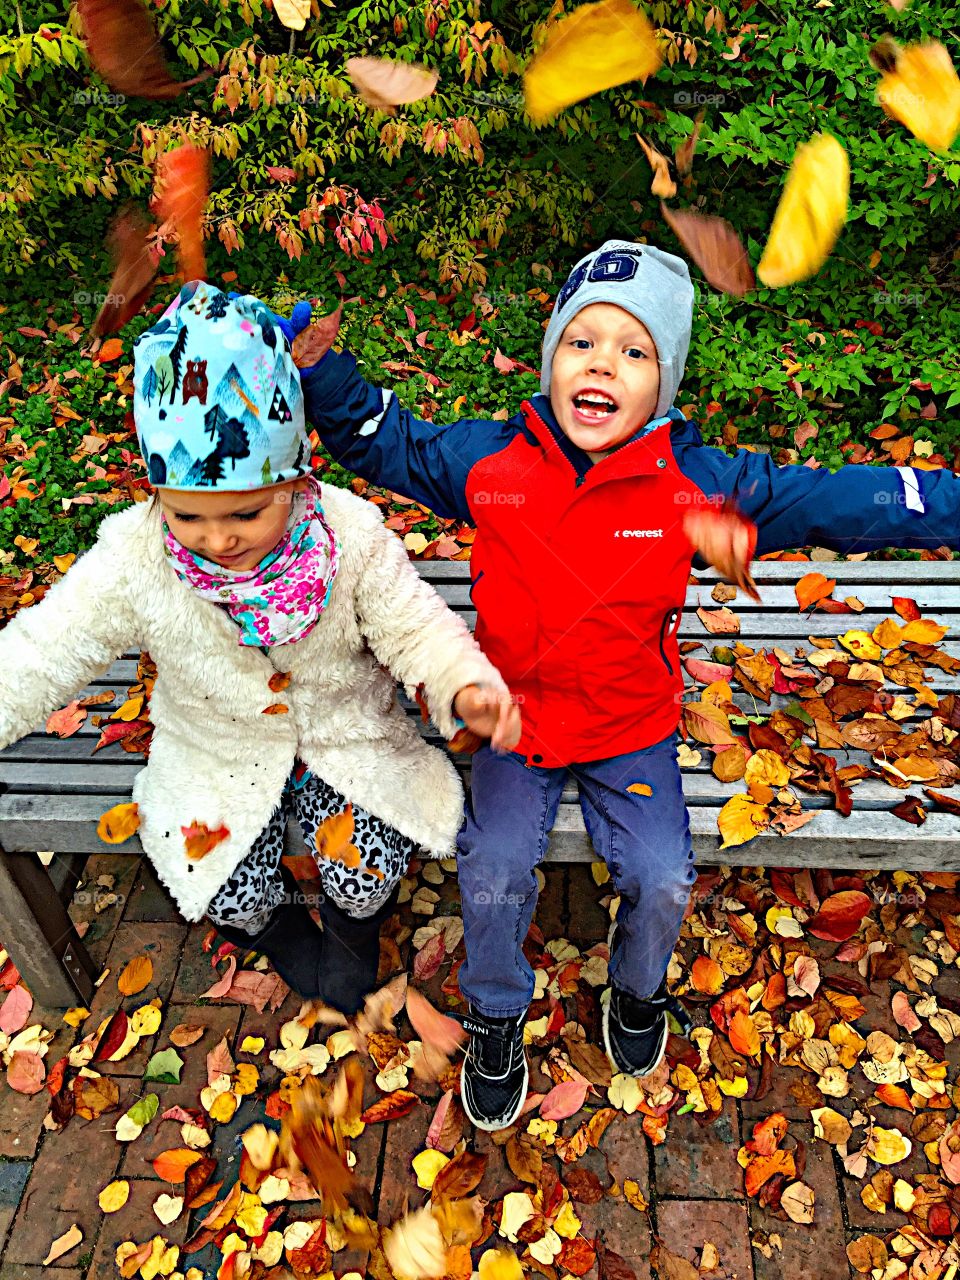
459, 1052, 530, 1133
602, 998, 668, 1079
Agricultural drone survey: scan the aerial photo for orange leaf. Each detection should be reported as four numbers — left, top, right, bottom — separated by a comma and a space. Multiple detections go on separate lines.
314, 806, 362, 869
806, 890, 872, 942
691, 955, 725, 995
153, 1148, 204, 1183
155, 143, 210, 283
360, 1090, 419, 1124
262, 703, 289, 715
748, 1112, 788, 1156
406, 989, 467, 1055
267, 671, 291, 692
744, 1149, 796, 1197
47, 700, 87, 738
97, 337, 124, 363
728, 1009, 761, 1057
795, 572, 837, 611
182, 821, 230, 861
875, 1084, 914, 1113
77, 0, 208, 99
117, 954, 153, 996
93, 205, 158, 337
684, 503, 759, 601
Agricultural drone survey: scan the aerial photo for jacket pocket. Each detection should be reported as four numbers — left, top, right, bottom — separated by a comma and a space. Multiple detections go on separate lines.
658, 608, 677, 676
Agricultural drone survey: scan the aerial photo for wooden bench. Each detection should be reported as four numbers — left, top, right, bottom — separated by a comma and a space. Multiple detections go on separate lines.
2, 559, 959, 1006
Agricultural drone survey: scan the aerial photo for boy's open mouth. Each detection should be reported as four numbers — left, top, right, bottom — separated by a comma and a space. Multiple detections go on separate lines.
571, 388, 619, 424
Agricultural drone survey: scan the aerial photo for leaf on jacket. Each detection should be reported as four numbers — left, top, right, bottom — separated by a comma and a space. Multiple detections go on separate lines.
154, 143, 210, 284
76, 0, 209, 99
292, 304, 343, 369
46, 700, 87, 737
757, 133, 849, 288
871, 38, 960, 153
182, 821, 230, 861
523, 0, 662, 125
346, 57, 439, 111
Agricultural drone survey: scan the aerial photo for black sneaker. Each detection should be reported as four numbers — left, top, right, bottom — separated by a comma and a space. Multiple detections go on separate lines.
460, 1007, 529, 1132
603, 981, 672, 1078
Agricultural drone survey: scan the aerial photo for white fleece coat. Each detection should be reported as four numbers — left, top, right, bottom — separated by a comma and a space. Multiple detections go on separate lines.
0, 484, 507, 921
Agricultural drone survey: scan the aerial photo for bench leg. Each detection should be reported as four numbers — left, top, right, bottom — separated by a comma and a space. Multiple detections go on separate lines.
0, 845, 97, 1006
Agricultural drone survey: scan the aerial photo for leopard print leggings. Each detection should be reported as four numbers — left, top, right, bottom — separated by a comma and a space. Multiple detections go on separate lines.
206, 766, 417, 935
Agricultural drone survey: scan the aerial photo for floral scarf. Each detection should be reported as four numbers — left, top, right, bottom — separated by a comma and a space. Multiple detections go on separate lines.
162, 477, 340, 647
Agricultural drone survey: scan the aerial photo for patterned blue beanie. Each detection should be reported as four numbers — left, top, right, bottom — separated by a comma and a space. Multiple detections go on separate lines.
132, 281, 312, 491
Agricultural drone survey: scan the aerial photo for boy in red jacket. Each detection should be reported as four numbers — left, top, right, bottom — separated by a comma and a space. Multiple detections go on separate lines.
278, 241, 960, 1130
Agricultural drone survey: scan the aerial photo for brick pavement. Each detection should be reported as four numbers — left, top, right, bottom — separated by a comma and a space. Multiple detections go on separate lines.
0, 857, 955, 1279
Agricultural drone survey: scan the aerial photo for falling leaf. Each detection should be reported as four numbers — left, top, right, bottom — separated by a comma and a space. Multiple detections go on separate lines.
757, 133, 849, 287
93, 205, 158, 336
346, 57, 439, 110
780, 1181, 815, 1223
524, 0, 662, 125
292, 304, 344, 369
155, 143, 211, 283
42, 1223, 82, 1266
182, 821, 230, 861
660, 204, 755, 296
636, 134, 677, 198
117, 954, 153, 996
96, 801, 141, 845
46, 701, 87, 738
273, 0, 311, 29
384, 1206, 447, 1280
98, 1180, 130, 1213
871, 38, 960, 152
76, 0, 208, 98
686, 504, 759, 601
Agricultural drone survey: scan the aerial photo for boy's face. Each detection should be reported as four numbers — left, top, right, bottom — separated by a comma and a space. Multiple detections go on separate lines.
549, 303, 660, 461
158, 477, 309, 570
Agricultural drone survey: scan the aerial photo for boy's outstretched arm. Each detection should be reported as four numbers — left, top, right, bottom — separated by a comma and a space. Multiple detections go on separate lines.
300, 349, 518, 523
674, 421, 960, 556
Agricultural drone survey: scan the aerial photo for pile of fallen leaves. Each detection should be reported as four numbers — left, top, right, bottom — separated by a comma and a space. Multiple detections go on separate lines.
0, 845, 957, 1279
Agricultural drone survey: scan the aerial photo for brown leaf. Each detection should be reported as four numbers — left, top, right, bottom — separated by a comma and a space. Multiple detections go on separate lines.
564, 1037, 613, 1088
154, 145, 210, 283
430, 1150, 486, 1201
564, 1167, 605, 1204
696, 605, 741, 635
661, 204, 755, 297
505, 1135, 542, 1185
360, 1090, 419, 1124
93, 206, 158, 336
184, 1155, 219, 1208
346, 56, 438, 109
77, 0, 209, 99
73, 1073, 120, 1119
169, 1023, 206, 1048
292, 304, 343, 369
650, 1243, 699, 1280
892, 795, 927, 825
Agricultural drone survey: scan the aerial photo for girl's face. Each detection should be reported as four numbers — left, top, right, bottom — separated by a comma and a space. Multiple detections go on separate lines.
158, 477, 309, 571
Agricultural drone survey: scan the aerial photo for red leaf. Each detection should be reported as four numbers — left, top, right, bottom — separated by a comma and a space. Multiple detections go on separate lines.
540, 1076, 590, 1121
412, 931, 447, 981
807, 890, 872, 942
892, 596, 921, 622
93, 1009, 130, 1062
77, 0, 210, 98
92, 205, 158, 337
266, 166, 298, 183
7, 1051, 45, 1095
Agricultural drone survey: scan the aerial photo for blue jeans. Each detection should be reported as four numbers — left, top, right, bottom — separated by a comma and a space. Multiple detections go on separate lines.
456, 733, 696, 1018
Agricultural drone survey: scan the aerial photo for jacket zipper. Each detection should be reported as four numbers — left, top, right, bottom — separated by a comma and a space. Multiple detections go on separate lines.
659, 609, 677, 676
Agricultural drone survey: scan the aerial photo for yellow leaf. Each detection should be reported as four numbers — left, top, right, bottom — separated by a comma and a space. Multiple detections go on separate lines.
623, 1178, 648, 1211
42, 1223, 82, 1266
239, 1035, 265, 1054
626, 780, 653, 797
497, 1191, 536, 1242
234, 1192, 268, 1238
209, 1091, 238, 1123
53, 553, 76, 573
98, 1180, 130, 1213
744, 749, 790, 789
63, 1006, 90, 1028
838, 630, 882, 660
272, 0, 310, 30
872, 617, 904, 649
412, 1149, 450, 1190
590, 860, 611, 886
233, 1062, 259, 1096
241, 1124, 279, 1171
718, 794, 770, 849
97, 802, 141, 845
900, 617, 948, 644
478, 1249, 524, 1280
552, 1200, 582, 1238
13, 535, 39, 556
130, 1004, 162, 1036
384, 1206, 447, 1278
524, 0, 662, 125
865, 1126, 912, 1165
117, 954, 153, 997
875, 40, 960, 152
757, 133, 849, 287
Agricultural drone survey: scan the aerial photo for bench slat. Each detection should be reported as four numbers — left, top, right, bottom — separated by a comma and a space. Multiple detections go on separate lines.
414, 561, 960, 585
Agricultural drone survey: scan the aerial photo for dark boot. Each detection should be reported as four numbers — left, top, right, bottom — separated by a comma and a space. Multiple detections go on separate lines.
315, 887, 401, 1014
213, 899, 326, 1000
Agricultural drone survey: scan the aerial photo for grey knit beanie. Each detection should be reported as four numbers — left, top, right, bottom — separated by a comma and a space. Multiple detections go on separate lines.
540, 240, 694, 420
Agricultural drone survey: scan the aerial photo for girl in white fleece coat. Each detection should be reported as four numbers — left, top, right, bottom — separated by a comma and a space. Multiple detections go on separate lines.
0, 282, 518, 1010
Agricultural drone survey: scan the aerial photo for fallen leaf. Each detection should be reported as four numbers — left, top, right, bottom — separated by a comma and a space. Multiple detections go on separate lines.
46, 701, 87, 737
0, 985, 33, 1034
98, 1180, 130, 1213
117, 954, 153, 996
780, 1181, 815, 1223
42, 1223, 82, 1266
7, 1051, 45, 1095
807, 891, 872, 942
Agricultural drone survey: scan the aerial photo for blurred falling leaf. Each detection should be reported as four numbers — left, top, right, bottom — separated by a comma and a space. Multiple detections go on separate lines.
524, 0, 662, 125
661, 204, 755, 297
155, 143, 211, 283
77, 0, 208, 99
637, 133, 677, 198
273, 0, 311, 29
346, 57, 439, 110
684, 503, 759, 600
93, 205, 158, 336
182, 820, 230, 861
871, 38, 960, 152
97, 802, 141, 845
757, 133, 849, 287
383, 1205, 447, 1280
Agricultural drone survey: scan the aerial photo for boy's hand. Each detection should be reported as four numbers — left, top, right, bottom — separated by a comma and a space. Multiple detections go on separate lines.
229, 295, 326, 374
454, 685, 522, 753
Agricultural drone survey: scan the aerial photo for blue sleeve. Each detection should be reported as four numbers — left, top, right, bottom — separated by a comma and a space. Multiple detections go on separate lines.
675, 427, 960, 556
300, 349, 519, 523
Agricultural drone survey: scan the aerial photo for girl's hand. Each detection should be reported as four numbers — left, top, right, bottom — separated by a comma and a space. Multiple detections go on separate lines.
453, 685, 522, 753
